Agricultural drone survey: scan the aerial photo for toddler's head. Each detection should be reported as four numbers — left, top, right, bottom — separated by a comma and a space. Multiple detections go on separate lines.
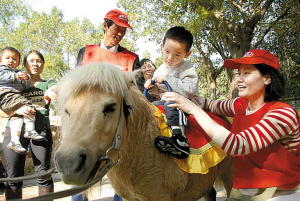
162, 27, 193, 67
0, 47, 21, 69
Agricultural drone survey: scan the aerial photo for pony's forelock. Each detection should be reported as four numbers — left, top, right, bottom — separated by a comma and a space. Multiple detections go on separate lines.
58, 63, 128, 110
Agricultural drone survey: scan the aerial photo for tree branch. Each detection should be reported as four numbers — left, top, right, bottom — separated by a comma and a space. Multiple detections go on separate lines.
254, 4, 293, 48
248, 0, 274, 26
231, 0, 249, 22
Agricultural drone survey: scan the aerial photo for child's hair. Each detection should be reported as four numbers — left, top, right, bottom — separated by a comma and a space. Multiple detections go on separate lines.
0, 47, 21, 60
163, 26, 193, 53
23, 50, 45, 67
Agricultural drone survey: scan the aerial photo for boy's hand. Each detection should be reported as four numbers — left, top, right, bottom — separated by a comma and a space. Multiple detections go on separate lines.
155, 75, 166, 84
17, 72, 30, 81
144, 79, 154, 89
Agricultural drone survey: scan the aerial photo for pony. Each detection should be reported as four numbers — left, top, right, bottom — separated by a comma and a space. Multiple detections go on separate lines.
54, 62, 234, 201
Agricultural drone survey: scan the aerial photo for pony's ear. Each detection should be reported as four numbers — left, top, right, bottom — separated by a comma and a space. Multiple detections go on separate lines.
133, 69, 142, 80
123, 70, 141, 112
123, 69, 141, 87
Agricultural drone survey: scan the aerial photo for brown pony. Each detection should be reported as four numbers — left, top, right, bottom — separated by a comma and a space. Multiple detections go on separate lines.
54, 62, 234, 201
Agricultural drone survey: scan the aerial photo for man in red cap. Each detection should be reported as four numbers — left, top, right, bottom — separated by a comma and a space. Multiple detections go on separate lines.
76, 9, 140, 71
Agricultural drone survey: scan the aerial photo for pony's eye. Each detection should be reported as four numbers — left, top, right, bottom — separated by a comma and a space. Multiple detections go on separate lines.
103, 104, 116, 116
65, 109, 69, 115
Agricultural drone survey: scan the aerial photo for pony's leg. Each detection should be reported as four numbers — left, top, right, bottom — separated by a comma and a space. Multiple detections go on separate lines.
217, 157, 235, 198
203, 187, 217, 201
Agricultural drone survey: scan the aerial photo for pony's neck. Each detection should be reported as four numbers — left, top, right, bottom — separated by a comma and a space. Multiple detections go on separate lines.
117, 102, 159, 168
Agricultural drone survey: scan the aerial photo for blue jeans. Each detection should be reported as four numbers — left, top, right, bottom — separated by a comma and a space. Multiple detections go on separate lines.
114, 193, 123, 201
71, 186, 122, 201
71, 186, 88, 201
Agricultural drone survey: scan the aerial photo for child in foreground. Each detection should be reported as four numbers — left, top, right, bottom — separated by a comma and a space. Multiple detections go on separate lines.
0, 47, 43, 154
144, 26, 203, 159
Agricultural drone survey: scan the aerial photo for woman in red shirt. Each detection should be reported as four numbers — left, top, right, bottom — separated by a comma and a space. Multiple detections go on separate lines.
164, 49, 300, 192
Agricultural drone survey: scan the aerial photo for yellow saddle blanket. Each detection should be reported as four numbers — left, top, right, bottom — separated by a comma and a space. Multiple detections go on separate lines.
153, 104, 231, 174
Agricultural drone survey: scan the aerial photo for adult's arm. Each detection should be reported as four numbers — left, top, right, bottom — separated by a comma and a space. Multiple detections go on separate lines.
164, 92, 299, 155
164, 91, 230, 140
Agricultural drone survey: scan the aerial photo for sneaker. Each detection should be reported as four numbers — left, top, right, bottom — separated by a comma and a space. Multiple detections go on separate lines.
24, 130, 44, 141
155, 135, 189, 159
7, 141, 27, 154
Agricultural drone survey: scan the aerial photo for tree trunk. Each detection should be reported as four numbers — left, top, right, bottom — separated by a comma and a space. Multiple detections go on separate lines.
210, 77, 217, 100
226, 69, 239, 99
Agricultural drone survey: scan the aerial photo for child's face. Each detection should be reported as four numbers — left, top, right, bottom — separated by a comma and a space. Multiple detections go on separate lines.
162, 38, 191, 67
0, 50, 20, 69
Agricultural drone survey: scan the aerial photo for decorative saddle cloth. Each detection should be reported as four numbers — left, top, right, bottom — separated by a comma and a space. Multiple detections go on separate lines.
153, 104, 232, 174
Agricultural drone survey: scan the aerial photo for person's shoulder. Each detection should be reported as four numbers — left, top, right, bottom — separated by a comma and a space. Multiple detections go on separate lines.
265, 101, 295, 112
155, 63, 166, 71
118, 45, 126, 52
158, 62, 167, 68
118, 45, 138, 56
39, 79, 56, 85
181, 60, 193, 68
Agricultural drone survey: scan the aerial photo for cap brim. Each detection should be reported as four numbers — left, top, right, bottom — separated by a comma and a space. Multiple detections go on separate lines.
114, 21, 132, 30
224, 58, 271, 69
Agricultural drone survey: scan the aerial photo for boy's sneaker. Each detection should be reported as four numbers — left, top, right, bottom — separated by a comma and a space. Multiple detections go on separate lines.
7, 141, 27, 154
155, 134, 189, 159
24, 130, 44, 141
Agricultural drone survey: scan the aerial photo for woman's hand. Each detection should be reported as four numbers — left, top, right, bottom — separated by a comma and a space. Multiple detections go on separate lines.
164, 92, 230, 141
163, 92, 199, 115
44, 85, 58, 104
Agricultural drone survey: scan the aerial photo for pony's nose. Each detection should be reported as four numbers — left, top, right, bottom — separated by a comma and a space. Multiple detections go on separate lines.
55, 150, 89, 175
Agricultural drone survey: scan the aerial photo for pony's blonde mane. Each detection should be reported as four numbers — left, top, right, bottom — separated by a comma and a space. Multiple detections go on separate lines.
58, 62, 129, 108
57, 62, 153, 121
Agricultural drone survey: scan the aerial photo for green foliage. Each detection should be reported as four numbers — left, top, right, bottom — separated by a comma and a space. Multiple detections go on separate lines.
155, 56, 164, 68
119, 0, 300, 99
1, 0, 299, 100
0, 1, 133, 81
142, 50, 151, 60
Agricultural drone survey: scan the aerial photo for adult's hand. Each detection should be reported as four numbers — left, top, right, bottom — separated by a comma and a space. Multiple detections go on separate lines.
163, 92, 199, 116
44, 85, 58, 104
164, 92, 230, 143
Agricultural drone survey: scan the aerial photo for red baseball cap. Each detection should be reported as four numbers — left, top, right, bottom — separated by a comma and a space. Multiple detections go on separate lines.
224, 49, 280, 70
104, 9, 132, 30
